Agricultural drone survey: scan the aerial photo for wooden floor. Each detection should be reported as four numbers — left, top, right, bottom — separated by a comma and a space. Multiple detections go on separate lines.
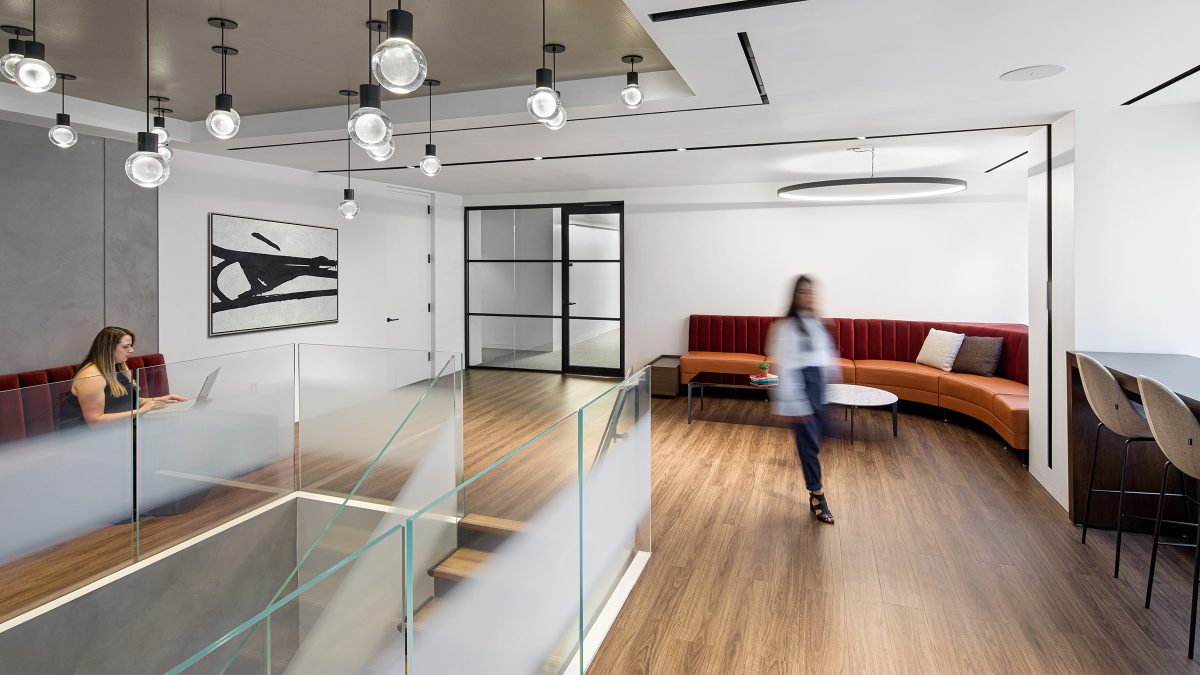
544, 375, 1200, 675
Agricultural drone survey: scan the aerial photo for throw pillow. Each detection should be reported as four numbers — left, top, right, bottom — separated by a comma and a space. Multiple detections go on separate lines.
915, 328, 966, 372
952, 336, 1005, 377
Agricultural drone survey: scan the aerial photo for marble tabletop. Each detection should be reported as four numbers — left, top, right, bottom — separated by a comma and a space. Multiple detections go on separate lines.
826, 383, 899, 407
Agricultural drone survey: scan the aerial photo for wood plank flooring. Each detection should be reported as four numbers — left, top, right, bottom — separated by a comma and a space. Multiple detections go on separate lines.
564, 376, 1200, 674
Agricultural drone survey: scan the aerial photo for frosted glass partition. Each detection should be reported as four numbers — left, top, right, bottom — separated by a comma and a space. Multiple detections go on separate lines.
136, 345, 296, 558
578, 368, 652, 671
0, 374, 135, 620
405, 411, 583, 675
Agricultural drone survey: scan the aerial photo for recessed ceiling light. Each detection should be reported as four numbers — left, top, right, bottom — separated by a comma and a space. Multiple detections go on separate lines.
999, 64, 1065, 82
676, 147, 687, 152
856, 136, 866, 140
533, 156, 542, 160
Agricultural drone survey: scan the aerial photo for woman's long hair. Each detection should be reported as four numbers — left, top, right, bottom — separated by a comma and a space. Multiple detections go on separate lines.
785, 275, 814, 335
78, 326, 135, 397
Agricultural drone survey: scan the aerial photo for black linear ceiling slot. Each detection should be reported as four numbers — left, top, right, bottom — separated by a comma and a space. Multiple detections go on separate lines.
1122, 63, 1200, 106
984, 150, 1028, 174
650, 0, 808, 22
738, 32, 769, 104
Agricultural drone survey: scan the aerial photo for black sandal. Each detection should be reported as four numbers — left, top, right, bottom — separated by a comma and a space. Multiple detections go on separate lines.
809, 492, 835, 524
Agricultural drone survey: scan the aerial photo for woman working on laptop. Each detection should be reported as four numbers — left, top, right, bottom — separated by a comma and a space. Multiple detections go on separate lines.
59, 326, 185, 427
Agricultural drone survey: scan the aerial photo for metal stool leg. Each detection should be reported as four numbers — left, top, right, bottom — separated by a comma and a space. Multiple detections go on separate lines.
1190, 534, 1200, 659
1146, 461, 1172, 608
1081, 422, 1104, 545
1114, 438, 1133, 578
1181, 468, 1196, 542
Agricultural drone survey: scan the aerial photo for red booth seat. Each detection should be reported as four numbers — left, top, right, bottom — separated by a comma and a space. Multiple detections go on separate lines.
0, 354, 168, 443
680, 315, 1029, 450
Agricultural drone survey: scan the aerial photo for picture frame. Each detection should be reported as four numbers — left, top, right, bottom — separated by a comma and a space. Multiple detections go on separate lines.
208, 212, 339, 336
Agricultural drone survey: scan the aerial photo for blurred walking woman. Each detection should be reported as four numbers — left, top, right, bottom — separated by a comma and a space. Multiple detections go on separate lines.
767, 276, 839, 524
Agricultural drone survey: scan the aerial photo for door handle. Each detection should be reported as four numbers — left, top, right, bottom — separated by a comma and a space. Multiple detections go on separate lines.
386, 317, 399, 322
568, 302, 577, 305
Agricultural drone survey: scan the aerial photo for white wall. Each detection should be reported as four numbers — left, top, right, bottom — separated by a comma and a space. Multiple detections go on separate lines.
159, 150, 462, 364
1027, 114, 1075, 509
466, 172, 1029, 371
1073, 102, 1200, 355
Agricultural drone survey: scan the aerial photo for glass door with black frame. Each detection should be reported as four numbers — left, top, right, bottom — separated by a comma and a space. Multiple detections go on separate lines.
562, 206, 623, 376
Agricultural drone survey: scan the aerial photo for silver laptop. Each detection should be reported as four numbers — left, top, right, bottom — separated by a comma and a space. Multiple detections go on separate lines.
145, 368, 220, 416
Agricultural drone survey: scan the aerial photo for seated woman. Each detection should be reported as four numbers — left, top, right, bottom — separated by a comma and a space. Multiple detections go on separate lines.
60, 326, 185, 427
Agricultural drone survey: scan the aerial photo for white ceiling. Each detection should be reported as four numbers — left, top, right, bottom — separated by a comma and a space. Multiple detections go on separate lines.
3, 0, 1199, 195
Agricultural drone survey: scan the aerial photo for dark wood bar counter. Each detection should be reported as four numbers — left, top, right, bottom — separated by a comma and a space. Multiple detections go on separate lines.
1067, 351, 1200, 532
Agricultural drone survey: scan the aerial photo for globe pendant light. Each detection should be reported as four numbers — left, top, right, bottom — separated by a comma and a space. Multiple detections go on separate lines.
776, 147, 967, 202
0, 25, 33, 82
526, 2, 564, 125
621, 55, 644, 109
338, 90, 360, 219
420, 79, 441, 176
47, 73, 77, 148
371, 1, 426, 94
151, 104, 174, 161
349, 83, 393, 150
12, 1, 55, 93
365, 138, 395, 161
205, 18, 241, 140
126, 0, 168, 188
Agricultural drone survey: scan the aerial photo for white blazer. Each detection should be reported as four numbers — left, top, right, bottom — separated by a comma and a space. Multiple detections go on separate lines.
766, 315, 840, 417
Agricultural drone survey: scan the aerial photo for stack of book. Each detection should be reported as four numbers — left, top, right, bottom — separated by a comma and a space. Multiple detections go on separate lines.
750, 372, 779, 385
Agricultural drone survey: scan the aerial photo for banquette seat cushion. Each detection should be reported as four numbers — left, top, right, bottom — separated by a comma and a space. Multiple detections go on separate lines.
0, 354, 168, 443
680, 315, 1029, 450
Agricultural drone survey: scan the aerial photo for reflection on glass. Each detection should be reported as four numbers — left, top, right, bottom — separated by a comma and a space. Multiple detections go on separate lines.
567, 214, 620, 260
470, 316, 562, 371
568, 320, 621, 370
467, 208, 560, 261
567, 263, 620, 318
467, 262, 561, 315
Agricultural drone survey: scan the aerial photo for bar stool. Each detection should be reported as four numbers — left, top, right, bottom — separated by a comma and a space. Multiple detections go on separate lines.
1138, 375, 1200, 658
1077, 354, 1158, 578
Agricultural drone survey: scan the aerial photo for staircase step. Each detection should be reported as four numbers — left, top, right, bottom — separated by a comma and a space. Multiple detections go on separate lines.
430, 547, 489, 582
459, 514, 524, 537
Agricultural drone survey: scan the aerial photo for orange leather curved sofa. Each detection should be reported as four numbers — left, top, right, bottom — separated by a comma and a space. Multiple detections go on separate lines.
680, 315, 1029, 450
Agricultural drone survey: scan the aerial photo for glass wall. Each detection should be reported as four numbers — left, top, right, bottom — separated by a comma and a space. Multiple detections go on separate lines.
466, 204, 623, 376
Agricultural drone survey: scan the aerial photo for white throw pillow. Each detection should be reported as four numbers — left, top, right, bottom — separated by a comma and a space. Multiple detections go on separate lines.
915, 329, 967, 372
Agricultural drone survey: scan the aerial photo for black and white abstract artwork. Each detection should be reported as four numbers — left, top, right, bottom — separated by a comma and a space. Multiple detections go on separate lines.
209, 213, 338, 336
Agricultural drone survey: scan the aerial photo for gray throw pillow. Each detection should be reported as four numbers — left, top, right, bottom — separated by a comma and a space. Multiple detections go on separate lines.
952, 336, 1005, 377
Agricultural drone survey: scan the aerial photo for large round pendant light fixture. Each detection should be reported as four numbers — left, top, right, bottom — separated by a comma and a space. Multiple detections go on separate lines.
621, 54, 643, 109
205, 18, 241, 140
420, 79, 441, 177
0, 25, 33, 82
526, 2, 565, 126
777, 146, 967, 202
371, 1, 426, 94
338, 89, 360, 220
47, 73, 77, 148
350, 4, 394, 153
11, 1, 56, 93
126, 0, 168, 188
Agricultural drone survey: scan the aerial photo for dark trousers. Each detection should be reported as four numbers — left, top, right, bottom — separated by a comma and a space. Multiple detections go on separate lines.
792, 366, 826, 492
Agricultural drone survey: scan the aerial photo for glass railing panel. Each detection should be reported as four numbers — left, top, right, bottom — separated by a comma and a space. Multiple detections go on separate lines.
297, 344, 437, 503
135, 345, 296, 558
167, 519, 407, 675
578, 367, 653, 670
0, 373, 135, 622
405, 410, 583, 674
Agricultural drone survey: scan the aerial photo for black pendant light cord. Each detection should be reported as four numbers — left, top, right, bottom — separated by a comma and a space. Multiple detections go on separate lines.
346, 97, 351, 188
541, 0, 546, 68
220, 25, 227, 95
31, 0, 35, 40
428, 82, 433, 144
367, 0, 372, 83
145, 0, 150, 133
60, 77, 65, 113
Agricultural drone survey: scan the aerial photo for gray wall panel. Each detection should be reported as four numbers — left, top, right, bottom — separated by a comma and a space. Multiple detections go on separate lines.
0, 119, 159, 373
0, 119, 105, 371
104, 137, 159, 354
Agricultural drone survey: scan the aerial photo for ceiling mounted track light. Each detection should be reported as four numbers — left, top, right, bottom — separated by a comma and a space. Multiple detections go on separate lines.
206, 18, 241, 140
777, 147, 966, 202
11, 0, 56, 93
371, 0, 426, 94
621, 54, 643, 109
420, 79, 441, 177
127, 0, 168, 188
48, 73, 77, 148
0, 25, 33, 82
338, 89, 360, 219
